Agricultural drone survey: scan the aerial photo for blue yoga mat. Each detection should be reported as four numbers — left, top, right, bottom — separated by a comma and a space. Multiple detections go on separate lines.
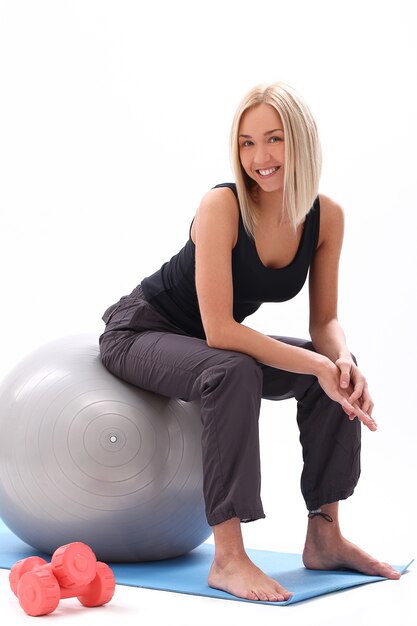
0, 520, 412, 606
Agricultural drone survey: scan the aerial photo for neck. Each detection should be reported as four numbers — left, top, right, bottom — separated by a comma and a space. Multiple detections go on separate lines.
252, 187, 286, 223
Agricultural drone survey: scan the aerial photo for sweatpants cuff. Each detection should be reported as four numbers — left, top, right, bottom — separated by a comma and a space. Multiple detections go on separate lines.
305, 486, 357, 512
207, 506, 265, 527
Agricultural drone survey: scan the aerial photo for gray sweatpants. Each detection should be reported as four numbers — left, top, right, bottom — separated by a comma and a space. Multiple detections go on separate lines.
99, 285, 361, 527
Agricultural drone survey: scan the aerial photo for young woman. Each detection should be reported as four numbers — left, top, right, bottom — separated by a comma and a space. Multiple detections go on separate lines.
99, 81, 400, 602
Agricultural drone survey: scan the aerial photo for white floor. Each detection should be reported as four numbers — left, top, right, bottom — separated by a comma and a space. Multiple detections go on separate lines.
0, 563, 414, 626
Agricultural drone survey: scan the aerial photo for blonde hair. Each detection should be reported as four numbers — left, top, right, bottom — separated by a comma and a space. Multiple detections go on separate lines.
230, 81, 322, 237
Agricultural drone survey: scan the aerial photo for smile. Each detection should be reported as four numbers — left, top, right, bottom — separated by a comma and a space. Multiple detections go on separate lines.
257, 166, 280, 177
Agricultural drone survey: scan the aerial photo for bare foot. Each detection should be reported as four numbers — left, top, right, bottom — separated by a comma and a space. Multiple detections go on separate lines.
303, 527, 401, 580
208, 553, 293, 602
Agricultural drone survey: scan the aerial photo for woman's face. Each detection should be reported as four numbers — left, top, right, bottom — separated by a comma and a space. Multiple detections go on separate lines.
238, 103, 285, 193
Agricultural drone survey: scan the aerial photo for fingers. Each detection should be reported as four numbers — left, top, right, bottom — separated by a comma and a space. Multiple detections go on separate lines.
341, 398, 378, 432
340, 368, 374, 420
319, 363, 376, 430
354, 385, 374, 417
362, 399, 374, 416
348, 385, 364, 406
357, 395, 374, 417
338, 365, 351, 390
349, 383, 374, 416
348, 377, 369, 404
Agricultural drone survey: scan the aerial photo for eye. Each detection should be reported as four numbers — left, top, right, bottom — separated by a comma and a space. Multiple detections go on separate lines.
240, 140, 253, 148
269, 136, 283, 143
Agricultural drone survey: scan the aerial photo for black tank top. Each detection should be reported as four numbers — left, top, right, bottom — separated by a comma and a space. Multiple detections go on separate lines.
140, 182, 320, 340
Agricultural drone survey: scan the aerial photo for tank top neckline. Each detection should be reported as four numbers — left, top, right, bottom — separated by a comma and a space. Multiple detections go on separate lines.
243, 211, 307, 272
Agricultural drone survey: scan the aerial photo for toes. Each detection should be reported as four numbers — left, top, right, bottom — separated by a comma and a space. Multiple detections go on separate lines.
256, 590, 269, 601
247, 590, 259, 601
257, 590, 278, 602
368, 560, 401, 579
268, 592, 284, 602
276, 585, 292, 601
248, 588, 288, 602
266, 585, 290, 602
380, 563, 401, 579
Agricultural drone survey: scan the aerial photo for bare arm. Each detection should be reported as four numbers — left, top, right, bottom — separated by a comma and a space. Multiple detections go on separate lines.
308, 195, 376, 428
308, 195, 352, 363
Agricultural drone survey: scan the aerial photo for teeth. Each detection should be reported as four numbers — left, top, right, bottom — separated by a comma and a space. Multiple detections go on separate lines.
258, 167, 278, 176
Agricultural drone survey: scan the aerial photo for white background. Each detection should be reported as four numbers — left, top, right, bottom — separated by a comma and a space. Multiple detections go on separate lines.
0, 0, 416, 624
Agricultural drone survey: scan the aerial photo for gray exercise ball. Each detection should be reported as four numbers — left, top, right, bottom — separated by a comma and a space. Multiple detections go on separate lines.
0, 334, 211, 562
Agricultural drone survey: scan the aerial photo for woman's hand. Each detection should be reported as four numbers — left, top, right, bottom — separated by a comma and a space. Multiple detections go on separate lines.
335, 356, 374, 413
317, 358, 377, 432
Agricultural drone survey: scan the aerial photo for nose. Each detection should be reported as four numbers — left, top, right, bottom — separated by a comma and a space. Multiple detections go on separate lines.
253, 144, 272, 167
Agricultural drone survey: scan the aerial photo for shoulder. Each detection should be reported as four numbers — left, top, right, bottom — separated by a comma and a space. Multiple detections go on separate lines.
191, 185, 240, 247
316, 193, 345, 248
201, 184, 239, 209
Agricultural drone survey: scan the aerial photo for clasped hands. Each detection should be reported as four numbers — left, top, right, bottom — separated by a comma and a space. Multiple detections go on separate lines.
318, 356, 377, 432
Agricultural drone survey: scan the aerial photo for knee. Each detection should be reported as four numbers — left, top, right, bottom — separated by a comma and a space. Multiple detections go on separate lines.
199, 352, 262, 396
226, 352, 262, 382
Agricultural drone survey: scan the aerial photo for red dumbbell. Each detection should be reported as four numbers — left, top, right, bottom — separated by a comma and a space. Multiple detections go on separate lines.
9, 542, 115, 617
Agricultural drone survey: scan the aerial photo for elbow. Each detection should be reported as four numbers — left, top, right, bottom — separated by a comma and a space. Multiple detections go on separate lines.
205, 321, 235, 349
309, 317, 338, 336
309, 321, 319, 337
206, 332, 224, 349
